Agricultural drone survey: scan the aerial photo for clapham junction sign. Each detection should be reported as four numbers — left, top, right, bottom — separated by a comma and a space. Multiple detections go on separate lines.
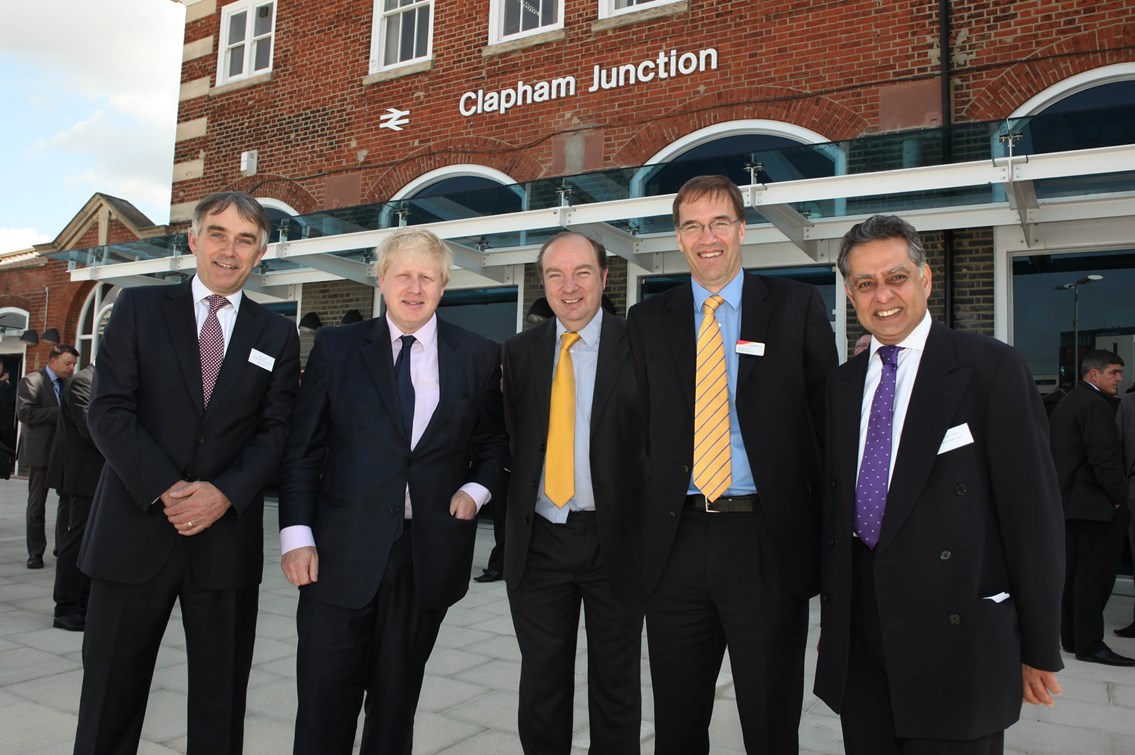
458, 47, 719, 117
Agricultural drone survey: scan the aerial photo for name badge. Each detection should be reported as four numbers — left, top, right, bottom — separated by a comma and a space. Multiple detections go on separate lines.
937, 423, 974, 455
248, 348, 275, 372
735, 340, 765, 357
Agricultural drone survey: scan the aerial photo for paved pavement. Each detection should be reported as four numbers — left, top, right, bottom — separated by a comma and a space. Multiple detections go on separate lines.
1, 477, 1134, 753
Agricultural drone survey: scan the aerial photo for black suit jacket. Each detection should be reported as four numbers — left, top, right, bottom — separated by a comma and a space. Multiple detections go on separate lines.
815, 323, 1064, 740
47, 364, 104, 496
278, 316, 508, 611
501, 314, 646, 598
80, 280, 300, 589
1049, 380, 1127, 522
16, 367, 63, 467
627, 273, 836, 600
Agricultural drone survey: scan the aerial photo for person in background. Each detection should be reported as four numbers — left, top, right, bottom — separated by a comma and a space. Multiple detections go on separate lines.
17, 344, 77, 569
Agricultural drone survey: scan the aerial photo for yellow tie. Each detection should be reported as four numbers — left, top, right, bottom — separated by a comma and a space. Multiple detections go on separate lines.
693, 295, 732, 502
545, 331, 582, 507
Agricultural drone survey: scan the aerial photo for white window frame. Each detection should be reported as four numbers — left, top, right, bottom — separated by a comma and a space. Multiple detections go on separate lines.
216, 0, 276, 86
370, 0, 435, 74
488, 0, 564, 45
598, 0, 681, 21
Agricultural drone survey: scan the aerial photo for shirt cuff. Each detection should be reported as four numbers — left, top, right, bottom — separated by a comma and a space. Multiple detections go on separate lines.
459, 482, 492, 512
280, 525, 316, 555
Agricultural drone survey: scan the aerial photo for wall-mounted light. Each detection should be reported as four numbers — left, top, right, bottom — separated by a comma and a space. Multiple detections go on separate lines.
340, 309, 363, 325
240, 149, 258, 178
20, 330, 39, 345
298, 312, 323, 331
41, 328, 61, 345
526, 297, 554, 324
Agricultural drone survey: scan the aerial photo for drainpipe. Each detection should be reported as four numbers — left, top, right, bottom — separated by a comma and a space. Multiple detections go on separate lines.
940, 0, 955, 328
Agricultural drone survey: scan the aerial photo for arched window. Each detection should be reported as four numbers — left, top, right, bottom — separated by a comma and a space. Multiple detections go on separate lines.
631, 120, 845, 233
76, 284, 120, 366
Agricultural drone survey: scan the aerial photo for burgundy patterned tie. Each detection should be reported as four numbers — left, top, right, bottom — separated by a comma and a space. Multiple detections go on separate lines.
200, 294, 229, 408
854, 344, 901, 549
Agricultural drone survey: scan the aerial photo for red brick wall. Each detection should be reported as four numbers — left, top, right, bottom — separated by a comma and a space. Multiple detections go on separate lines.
172, 0, 1135, 209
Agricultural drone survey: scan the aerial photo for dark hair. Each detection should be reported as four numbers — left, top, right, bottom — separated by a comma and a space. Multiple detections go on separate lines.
672, 175, 745, 227
1080, 349, 1124, 378
535, 231, 608, 279
48, 344, 79, 360
836, 214, 926, 278
192, 191, 271, 249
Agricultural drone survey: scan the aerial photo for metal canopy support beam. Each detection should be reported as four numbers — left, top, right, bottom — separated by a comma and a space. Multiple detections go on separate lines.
746, 185, 818, 258
561, 221, 657, 269
446, 242, 513, 284
279, 243, 377, 287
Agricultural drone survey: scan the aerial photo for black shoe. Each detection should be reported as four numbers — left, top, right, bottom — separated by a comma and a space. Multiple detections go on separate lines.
26, 556, 44, 569
53, 614, 85, 632
1075, 646, 1135, 666
473, 569, 503, 583
1114, 623, 1135, 639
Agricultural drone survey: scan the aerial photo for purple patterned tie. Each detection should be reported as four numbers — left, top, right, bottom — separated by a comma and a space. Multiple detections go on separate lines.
200, 294, 229, 408
855, 344, 901, 549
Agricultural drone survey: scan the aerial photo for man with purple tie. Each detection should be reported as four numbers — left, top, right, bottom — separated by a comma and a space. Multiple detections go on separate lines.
815, 215, 1065, 754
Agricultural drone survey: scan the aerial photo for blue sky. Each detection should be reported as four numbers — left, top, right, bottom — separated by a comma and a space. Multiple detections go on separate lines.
0, 0, 185, 254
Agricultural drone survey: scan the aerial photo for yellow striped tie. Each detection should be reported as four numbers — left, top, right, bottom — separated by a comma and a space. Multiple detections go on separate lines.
545, 331, 582, 507
693, 295, 732, 502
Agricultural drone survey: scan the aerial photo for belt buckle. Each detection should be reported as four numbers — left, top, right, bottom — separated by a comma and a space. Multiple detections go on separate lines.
705, 496, 720, 514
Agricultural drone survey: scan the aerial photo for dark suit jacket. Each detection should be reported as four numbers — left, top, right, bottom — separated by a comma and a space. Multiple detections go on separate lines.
1118, 392, 1135, 507
278, 316, 508, 612
80, 280, 300, 589
627, 273, 836, 600
815, 323, 1064, 740
16, 367, 63, 468
501, 314, 646, 599
1050, 380, 1127, 522
0, 379, 16, 478
47, 364, 104, 496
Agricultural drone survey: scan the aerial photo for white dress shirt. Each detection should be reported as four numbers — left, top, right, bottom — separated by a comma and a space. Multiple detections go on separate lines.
856, 311, 932, 487
191, 275, 242, 354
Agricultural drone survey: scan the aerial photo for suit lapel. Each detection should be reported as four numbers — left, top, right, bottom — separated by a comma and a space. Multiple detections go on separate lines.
737, 273, 771, 392
204, 296, 263, 420
160, 281, 206, 414
591, 314, 627, 431
664, 286, 697, 409
360, 317, 405, 443
833, 355, 868, 536
527, 319, 556, 438
877, 324, 971, 550
417, 320, 464, 450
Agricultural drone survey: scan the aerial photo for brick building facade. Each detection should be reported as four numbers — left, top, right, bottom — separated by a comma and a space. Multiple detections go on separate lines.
42, 0, 1135, 384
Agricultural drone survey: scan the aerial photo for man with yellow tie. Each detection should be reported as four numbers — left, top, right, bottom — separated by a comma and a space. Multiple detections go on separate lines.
627, 175, 838, 754
502, 231, 647, 754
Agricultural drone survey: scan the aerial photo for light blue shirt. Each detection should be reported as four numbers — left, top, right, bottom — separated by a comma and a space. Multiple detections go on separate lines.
535, 308, 603, 522
688, 271, 757, 496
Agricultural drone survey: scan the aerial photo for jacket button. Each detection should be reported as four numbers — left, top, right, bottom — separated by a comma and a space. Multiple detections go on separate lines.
524, 516, 531, 524
821, 593, 831, 603
668, 511, 678, 518
197, 437, 206, 445
389, 506, 401, 514
939, 550, 951, 561
680, 465, 690, 474
828, 539, 836, 548
955, 484, 967, 495
948, 613, 962, 625
831, 479, 838, 489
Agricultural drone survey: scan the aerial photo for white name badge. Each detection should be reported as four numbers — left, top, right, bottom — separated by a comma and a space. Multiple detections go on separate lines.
735, 340, 765, 357
937, 422, 974, 455
248, 348, 276, 372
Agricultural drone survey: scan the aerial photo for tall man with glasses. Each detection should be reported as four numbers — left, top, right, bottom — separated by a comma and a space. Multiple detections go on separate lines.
627, 174, 837, 754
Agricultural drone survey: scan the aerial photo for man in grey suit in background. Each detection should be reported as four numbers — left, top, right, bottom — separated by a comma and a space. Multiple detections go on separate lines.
1112, 385, 1135, 639
17, 343, 78, 569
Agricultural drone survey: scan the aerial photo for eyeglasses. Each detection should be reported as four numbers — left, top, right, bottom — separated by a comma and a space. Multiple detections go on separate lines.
676, 218, 741, 238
